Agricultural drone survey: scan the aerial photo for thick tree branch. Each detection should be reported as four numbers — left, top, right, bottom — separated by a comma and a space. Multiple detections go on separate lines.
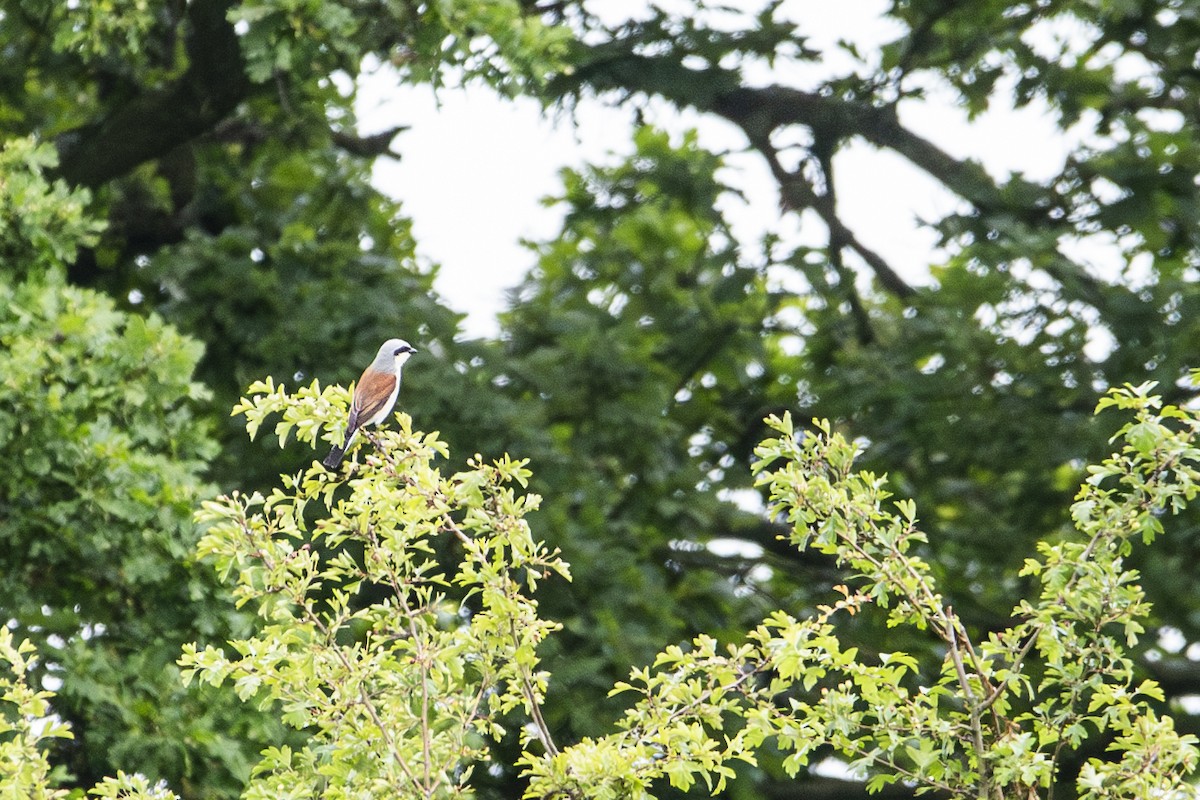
331, 125, 409, 160
1144, 655, 1200, 699
54, 0, 253, 188
561, 53, 1010, 211
749, 133, 914, 302
561, 52, 1110, 307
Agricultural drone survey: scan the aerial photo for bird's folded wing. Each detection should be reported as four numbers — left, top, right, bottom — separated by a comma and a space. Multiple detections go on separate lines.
351, 371, 398, 429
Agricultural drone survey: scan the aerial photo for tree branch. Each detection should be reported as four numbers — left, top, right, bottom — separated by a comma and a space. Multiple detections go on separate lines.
561, 53, 1009, 212
54, 0, 253, 188
749, 133, 914, 301
560, 51, 1112, 308
331, 125, 409, 159
1143, 655, 1200, 698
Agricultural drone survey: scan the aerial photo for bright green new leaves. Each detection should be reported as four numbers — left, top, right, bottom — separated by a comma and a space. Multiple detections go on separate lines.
747, 390, 1200, 798
525, 383, 1200, 799
754, 415, 943, 630
183, 382, 570, 797
0, 630, 72, 800
522, 603, 871, 799
89, 772, 181, 800
1075, 711, 1200, 800
0, 629, 182, 800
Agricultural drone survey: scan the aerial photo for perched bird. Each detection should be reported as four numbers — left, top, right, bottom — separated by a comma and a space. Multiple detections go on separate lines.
322, 338, 417, 468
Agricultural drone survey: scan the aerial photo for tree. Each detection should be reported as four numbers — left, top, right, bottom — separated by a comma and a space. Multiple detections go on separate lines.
0, 139, 290, 794
2, 0, 1200, 797
172, 378, 1200, 797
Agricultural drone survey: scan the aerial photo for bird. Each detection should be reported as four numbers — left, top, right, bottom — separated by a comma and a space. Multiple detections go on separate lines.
322, 338, 417, 468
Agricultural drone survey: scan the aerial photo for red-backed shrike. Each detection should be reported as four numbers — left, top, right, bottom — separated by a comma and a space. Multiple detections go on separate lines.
322, 338, 417, 468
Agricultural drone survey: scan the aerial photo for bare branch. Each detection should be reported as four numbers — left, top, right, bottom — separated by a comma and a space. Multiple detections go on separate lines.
331, 125, 410, 160
750, 135, 915, 300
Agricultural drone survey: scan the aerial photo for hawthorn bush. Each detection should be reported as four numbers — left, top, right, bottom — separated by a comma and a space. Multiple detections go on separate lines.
13, 377, 1192, 798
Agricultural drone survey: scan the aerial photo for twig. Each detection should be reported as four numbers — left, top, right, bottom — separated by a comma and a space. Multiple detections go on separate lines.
944, 607, 989, 799
440, 514, 562, 757
750, 136, 915, 299
304, 608, 424, 792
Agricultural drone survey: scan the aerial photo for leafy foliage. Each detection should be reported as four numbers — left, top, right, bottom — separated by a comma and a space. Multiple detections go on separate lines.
3, 0, 1200, 796
0, 264, 290, 793
231, 0, 571, 90
524, 381, 1200, 799
182, 380, 569, 797
0, 138, 103, 275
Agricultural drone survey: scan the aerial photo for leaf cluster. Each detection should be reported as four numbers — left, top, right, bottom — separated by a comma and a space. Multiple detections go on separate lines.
525, 382, 1200, 799
182, 381, 570, 796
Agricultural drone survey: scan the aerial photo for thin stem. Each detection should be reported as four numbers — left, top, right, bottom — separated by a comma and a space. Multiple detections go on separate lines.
364, 523, 436, 791
944, 607, 989, 799
513, 615, 560, 756
304, 608, 423, 793
979, 627, 1038, 714
815, 497, 992, 793
750, 135, 915, 299
441, 515, 562, 757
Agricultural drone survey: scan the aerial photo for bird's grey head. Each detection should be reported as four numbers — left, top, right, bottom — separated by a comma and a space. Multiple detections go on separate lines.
373, 338, 417, 373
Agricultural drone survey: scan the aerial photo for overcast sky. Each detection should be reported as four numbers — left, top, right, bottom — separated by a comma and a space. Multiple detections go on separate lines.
357, 1, 1078, 338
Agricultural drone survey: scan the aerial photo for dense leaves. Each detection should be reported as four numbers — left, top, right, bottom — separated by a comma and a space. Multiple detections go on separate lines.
13, 380, 1197, 798
0, 267, 291, 792
2, 0, 1200, 797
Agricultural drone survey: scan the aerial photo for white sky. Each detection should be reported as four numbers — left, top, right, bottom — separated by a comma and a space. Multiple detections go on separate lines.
356, 1, 1078, 338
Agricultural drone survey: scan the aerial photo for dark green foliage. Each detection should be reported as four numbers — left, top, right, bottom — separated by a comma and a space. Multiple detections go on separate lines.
489, 128, 788, 735
3, 0, 1200, 796
0, 268, 289, 796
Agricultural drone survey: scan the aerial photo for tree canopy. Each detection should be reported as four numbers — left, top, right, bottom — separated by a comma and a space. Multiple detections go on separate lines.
1, 0, 1199, 798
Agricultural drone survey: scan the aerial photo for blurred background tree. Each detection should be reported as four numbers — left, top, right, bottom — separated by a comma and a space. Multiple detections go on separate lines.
1, 0, 1198, 797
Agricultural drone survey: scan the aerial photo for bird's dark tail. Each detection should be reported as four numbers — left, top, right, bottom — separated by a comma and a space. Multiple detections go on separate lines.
322, 444, 346, 469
